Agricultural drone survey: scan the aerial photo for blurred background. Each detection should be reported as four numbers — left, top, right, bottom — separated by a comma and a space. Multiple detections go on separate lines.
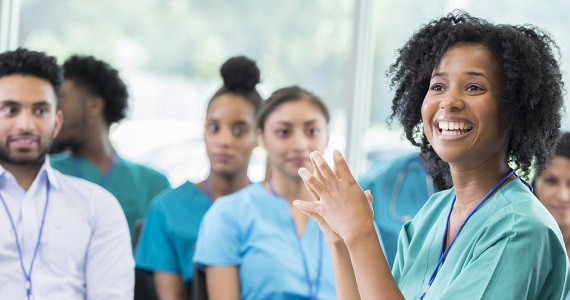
5, 0, 569, 186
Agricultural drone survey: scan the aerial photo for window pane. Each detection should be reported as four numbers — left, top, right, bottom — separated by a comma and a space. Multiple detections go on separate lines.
20, 0, 355, 185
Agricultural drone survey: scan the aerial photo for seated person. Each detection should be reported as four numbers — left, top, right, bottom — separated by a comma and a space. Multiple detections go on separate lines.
534, 132, 570, 258
359, 153, 450, 267
49, 55, 171, 241
194, 86, 338, 299
135, 56, 262, 299
0, 48, 133, 298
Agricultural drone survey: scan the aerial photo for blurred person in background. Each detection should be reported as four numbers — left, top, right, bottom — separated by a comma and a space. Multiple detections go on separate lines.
534, 132, 570, 259
359, 153, 451, 267
49, 55, 171, 241
135, 56, 262, 299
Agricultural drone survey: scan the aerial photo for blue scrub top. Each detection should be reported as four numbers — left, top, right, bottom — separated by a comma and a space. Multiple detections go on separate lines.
193, 183, 337, 300
359, 153, 437, 267
135, 182, 210, 281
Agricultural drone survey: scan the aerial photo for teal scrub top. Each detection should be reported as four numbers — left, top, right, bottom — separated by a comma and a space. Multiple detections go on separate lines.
359, 153, 437, 267
193, 183, 337, 300
50, 153, 171, 240
393, 178, 569, 299
134, 182, 210, 281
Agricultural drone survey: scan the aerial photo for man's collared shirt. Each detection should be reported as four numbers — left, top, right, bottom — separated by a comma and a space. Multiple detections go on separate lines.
0, 157, 134, 299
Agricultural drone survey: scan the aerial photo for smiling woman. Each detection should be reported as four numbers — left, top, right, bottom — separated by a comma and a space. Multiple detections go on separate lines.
293, 11, 568, 300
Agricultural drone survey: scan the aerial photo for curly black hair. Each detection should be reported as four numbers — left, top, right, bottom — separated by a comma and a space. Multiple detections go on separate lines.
0, 48, 62, 101
63, 55, 128, 126
207, 56, 263, 114
387, 11, 564, 185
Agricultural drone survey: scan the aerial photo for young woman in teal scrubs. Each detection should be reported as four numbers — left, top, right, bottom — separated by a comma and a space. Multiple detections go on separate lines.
294, 12, 569, 299
135, 56, 262, 299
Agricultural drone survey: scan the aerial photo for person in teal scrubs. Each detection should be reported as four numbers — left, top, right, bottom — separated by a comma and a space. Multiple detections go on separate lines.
360, 153, 450, 268
294, 12, 569, 299
194, 86, 337, 299
50, 55, 170, 240
534, 132, 570, 259
135, 56, 262, 299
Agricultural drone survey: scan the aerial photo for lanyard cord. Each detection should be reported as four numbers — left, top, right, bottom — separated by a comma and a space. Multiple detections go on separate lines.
72, 152, 119, 188
0, 180, 51, 300
419, 169, 514, 300
268, 180, 323, 300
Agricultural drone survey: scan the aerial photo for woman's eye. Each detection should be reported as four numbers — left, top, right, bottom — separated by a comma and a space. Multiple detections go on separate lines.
542, 176, 559, 185
232, 127, 247, 137
306, 127, 320, 135
430, 84, 444, 92
466, 85, 484, 92
276, 129, 288, 136
207, 124, 219, 132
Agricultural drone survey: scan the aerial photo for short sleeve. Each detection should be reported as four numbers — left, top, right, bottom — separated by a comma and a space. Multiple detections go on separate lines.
193, 200, 243, 266
135, 200, 178, 274
392, 220, 413, 282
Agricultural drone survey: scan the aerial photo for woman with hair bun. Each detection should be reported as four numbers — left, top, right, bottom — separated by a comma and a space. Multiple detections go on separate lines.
135, 56, 262, 299
193, 86, 338, 299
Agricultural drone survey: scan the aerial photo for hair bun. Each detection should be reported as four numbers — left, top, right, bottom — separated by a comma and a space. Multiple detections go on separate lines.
220, 56, 260, 91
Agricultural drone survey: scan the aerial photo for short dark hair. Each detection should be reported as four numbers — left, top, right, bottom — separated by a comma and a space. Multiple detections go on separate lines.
387, 11, 564, 183
63, 55, 128, 126
207, 56, 263, 114
257, 86, 330, 131
0, 48, 62, 102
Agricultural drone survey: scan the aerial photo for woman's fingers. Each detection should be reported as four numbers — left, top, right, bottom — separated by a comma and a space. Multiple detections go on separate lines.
311, 153, 326, 183
303, 177, 320, 201
293, 200, 322, 214
332, 150, 357, 183
310, 151, 338, 181
298, 168, 327, 195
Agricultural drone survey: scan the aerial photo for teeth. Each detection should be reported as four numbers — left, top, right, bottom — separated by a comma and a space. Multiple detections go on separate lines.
438, 121, 472, 131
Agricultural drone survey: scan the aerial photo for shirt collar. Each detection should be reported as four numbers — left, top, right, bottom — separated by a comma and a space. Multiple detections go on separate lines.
0, 156, 61, 190
43, 156, 60, 190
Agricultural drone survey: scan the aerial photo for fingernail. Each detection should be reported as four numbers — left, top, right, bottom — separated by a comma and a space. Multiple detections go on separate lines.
298, 168, 310, 179
333, 150, 342, 161
312, 152, 324, 164
293, 200, 300, 206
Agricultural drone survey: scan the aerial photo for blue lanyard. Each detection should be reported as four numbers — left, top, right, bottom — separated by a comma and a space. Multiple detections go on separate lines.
0, 180, 51, 300
72, 153, 119, 188
419, 169, 514, 300
268, 180, 323, 300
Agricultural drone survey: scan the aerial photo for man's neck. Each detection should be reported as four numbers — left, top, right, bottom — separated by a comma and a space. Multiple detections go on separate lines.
73, 127, 115, 173
1, 160, 44, 191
